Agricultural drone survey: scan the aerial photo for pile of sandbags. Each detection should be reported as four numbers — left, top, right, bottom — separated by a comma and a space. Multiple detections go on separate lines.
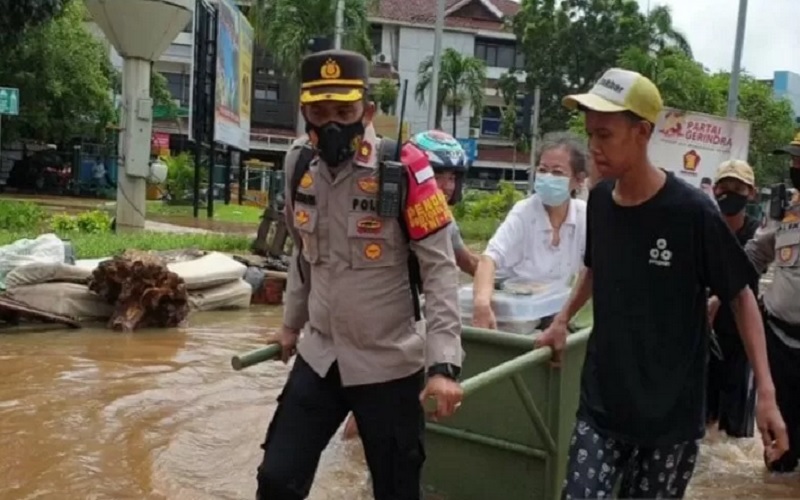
167, 252, 252, 311
5, 262, 114, 320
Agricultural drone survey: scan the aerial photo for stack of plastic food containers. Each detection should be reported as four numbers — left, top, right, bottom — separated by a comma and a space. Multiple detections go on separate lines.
458, 279, 572, 335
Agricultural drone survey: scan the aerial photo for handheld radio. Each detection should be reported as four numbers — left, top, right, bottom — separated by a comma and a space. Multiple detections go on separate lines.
377, 79, 409, 218
769, 183, 788, 221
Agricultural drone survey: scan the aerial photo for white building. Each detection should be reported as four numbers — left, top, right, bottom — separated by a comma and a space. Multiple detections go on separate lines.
86, 0, 529, 176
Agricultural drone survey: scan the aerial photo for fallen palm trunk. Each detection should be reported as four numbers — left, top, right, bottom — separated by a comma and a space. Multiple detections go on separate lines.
88, 253, 189, 332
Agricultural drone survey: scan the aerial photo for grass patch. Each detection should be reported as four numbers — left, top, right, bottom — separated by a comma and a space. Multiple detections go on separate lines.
0, 231, 253, 259
146, 201, 263, 225
457, 217, 500, 245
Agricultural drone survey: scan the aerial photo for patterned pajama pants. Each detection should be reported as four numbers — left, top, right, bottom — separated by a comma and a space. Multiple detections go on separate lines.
561, 420, 699, 499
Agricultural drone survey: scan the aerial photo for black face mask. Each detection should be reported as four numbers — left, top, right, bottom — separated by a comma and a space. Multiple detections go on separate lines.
790, 168, 800, 190
306, 121, 365, 167
715, 191, 748, 216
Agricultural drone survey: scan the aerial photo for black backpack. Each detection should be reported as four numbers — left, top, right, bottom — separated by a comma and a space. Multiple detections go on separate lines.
288, 139, 423, 321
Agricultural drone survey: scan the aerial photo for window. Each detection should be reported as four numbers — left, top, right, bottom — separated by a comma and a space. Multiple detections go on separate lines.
162, 72, 190, 106
496, 46, 514, 69
255, 84, 279, 101
475, 39, 523, 69
369, 24, 383, 56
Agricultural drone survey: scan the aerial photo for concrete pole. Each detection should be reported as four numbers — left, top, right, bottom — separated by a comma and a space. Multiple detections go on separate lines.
726, 0, 748, 118
334, 0, 345, 49
527, 86, 541, 194
427, 0, 445, 130
116, 57, 152, 231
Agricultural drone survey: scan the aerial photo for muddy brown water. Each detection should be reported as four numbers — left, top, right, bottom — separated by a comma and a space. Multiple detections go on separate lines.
0, 308, 797, 499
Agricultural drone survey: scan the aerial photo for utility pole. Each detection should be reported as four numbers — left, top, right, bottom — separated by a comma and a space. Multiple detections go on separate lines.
527, 87, 541, 194
427, 0, 445, 130
727, 0, 748, 118
334, 0, 345, 49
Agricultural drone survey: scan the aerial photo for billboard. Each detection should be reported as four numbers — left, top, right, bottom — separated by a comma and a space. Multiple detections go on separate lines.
649, 108, 751, 189
214, 0, 252, 151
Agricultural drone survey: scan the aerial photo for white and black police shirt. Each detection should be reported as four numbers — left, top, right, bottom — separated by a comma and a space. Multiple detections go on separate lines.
579, 172, 757, 446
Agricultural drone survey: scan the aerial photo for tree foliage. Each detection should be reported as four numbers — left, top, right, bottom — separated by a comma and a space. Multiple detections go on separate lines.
416, 48, 486, 135
372, 79, 399, 114
516, 0, 797, 185
0, 0, 67, 46
0, 0, 115, 144
249, 0, 376, 80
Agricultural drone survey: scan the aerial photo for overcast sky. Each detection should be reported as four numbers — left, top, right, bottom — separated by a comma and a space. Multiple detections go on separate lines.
634, 0, 799, 78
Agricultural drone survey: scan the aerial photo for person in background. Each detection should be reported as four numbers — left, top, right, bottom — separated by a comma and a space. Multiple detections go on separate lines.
93, 157, 107, 191
706, 160, 760, 439
700, 176, 714, 198
413, 130, 480, 276
744, 132, 800, 473
535, 68, 786, 499
471, 131, 588, 330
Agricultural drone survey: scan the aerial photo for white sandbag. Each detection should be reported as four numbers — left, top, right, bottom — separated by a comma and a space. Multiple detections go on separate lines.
5, 262, 93, 289
188, 279, 252, 311
74, 258, 110, 271
0, 233, 65, 289
168, 252, 246, 290
7, 282, 114, 320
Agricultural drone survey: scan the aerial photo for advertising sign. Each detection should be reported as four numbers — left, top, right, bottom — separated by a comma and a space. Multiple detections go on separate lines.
649, 108, 751, 189
214, 0, 253, 151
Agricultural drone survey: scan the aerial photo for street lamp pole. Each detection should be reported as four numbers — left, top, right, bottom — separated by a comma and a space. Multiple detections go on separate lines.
334, 0, 345, 49
726, 0, 749, 118
427, 0, 445, 130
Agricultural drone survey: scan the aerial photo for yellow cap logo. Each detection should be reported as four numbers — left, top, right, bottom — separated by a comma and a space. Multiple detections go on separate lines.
321, 59, 341, 80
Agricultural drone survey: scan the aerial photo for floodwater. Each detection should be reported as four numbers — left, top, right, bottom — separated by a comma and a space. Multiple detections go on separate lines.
0, 308, 798, 500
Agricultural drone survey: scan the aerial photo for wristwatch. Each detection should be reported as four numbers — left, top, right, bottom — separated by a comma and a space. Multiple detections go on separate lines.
427, 363, 461, 381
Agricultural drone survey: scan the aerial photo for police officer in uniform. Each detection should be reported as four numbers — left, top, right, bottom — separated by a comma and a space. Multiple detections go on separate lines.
256, 50, 464, 499
745, 132, 800, 472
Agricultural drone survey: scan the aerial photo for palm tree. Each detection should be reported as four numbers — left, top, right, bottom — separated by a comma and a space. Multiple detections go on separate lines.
644, 5, 692, 58
248, 0, 376, 80
415, 48, 486, 136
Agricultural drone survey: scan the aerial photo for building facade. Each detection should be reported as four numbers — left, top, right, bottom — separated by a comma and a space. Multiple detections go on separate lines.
88, 0, 530, 178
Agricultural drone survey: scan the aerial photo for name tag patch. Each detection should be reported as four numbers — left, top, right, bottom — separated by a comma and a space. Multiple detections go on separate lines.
414, 166, 434, 184
356, 216, 383, 234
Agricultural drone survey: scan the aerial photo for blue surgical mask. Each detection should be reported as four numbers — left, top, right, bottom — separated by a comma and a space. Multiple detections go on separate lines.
534, 174, 571, 206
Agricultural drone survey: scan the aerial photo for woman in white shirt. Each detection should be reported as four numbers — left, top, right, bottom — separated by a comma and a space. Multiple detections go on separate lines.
472, 131, 589, 329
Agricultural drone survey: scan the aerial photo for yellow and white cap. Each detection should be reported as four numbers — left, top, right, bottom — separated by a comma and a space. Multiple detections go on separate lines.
562, 68, 663, 124
715, 159, 755, 187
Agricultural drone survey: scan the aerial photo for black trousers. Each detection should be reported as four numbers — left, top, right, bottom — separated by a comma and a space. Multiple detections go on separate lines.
763, 319, 800, 473
705, 335, 756, 438
256, 356, 426, 500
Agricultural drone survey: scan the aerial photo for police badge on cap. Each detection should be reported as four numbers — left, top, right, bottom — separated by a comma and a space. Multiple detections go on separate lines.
299, 50, 370, 104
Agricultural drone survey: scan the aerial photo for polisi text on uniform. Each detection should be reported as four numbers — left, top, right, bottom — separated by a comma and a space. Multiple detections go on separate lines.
352, 197, 378, 212
598, 78, 623, 93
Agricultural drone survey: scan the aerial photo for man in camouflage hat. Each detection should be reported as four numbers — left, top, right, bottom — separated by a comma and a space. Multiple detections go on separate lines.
255, 49, 464, 499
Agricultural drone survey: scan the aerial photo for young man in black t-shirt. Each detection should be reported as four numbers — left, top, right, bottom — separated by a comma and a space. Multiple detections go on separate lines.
535, 68, 788, 499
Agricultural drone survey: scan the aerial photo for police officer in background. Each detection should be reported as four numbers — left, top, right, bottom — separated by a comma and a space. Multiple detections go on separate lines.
745, 132, 800, 472
256, 50, 464, 499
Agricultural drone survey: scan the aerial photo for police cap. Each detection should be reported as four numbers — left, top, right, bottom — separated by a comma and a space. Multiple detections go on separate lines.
300, 50, 369, 105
